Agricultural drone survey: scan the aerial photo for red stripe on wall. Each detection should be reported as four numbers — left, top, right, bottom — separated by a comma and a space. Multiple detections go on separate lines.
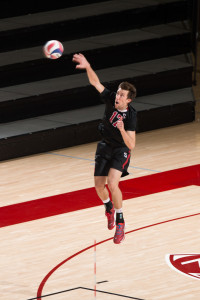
0, 164, 199, 228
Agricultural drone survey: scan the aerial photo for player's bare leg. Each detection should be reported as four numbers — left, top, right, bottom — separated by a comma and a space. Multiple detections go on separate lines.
107, 168, 125, 244
94, 176, 115, 230
94, 176, 108, 200
107, 168, 122, 209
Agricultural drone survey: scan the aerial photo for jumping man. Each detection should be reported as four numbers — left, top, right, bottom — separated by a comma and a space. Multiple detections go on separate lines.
72, 53, 137, 244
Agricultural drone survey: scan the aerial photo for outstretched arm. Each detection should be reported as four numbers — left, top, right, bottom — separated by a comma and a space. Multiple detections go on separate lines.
72, 53, 105, 93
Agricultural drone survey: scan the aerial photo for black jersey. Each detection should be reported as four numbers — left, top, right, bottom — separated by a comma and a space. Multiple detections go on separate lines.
98, 88, 137, 148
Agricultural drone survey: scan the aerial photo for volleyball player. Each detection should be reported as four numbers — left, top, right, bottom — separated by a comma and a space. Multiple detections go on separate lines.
72, 53, 137, 244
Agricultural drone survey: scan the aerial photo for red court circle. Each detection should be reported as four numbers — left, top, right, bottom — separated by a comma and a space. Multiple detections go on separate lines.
37, 212, 200, 299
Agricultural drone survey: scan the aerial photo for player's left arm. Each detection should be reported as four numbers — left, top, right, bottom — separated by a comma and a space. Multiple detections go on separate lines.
120, 130, 136, 150
117, 117, 136, 150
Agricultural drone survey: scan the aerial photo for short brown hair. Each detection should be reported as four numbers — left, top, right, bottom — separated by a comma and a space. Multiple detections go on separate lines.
118, 81, 137, 101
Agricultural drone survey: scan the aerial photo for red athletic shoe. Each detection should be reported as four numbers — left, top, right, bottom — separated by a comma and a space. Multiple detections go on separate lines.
113, 222, 125, 244
105, 206, 115, 230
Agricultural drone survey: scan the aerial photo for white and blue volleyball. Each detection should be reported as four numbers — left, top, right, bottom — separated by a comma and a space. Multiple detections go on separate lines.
43, 40, 64, 59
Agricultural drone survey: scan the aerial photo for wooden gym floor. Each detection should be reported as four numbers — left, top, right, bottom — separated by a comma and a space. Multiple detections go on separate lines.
1, 121, 200, 300
1, 43, 200, 300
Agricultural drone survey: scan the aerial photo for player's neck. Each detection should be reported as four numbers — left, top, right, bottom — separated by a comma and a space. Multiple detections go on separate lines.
117, 106, 128, 112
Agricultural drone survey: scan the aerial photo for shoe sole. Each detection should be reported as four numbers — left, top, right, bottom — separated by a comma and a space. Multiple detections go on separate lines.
113, 234, 125, 244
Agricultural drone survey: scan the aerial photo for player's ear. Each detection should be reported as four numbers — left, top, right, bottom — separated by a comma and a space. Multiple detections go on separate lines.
127, 98, 132, 104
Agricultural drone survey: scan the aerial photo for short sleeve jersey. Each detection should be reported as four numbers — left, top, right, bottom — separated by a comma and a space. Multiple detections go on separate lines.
98, 88, 137, 148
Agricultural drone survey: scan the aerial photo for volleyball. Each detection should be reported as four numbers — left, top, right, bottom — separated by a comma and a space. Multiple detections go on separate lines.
43, 40, 64, 59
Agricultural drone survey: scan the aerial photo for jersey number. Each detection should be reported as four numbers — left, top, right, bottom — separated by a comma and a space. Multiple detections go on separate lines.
109, 112, 122, 128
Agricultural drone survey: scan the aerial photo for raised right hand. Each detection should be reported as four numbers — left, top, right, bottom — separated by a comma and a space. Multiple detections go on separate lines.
72, 53, 90, 69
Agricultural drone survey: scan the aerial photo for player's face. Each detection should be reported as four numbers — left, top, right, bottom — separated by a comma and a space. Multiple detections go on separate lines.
115, 88, 131, 110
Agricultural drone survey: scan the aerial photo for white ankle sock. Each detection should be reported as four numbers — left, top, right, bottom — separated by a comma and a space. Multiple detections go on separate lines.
103, 198, 110, 204
115, 208, 123, 213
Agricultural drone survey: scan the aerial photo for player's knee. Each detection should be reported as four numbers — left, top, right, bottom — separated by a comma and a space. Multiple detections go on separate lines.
95, 181, 105, 193
107, 179, 118, 193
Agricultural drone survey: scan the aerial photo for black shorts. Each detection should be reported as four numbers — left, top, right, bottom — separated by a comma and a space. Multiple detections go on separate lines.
94, 141, 131, 177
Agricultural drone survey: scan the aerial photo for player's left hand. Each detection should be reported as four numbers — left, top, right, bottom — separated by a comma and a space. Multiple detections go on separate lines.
117, 116, 125, 132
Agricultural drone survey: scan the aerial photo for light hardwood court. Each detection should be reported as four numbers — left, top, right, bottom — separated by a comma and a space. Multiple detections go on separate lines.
1, 120, 200, 300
